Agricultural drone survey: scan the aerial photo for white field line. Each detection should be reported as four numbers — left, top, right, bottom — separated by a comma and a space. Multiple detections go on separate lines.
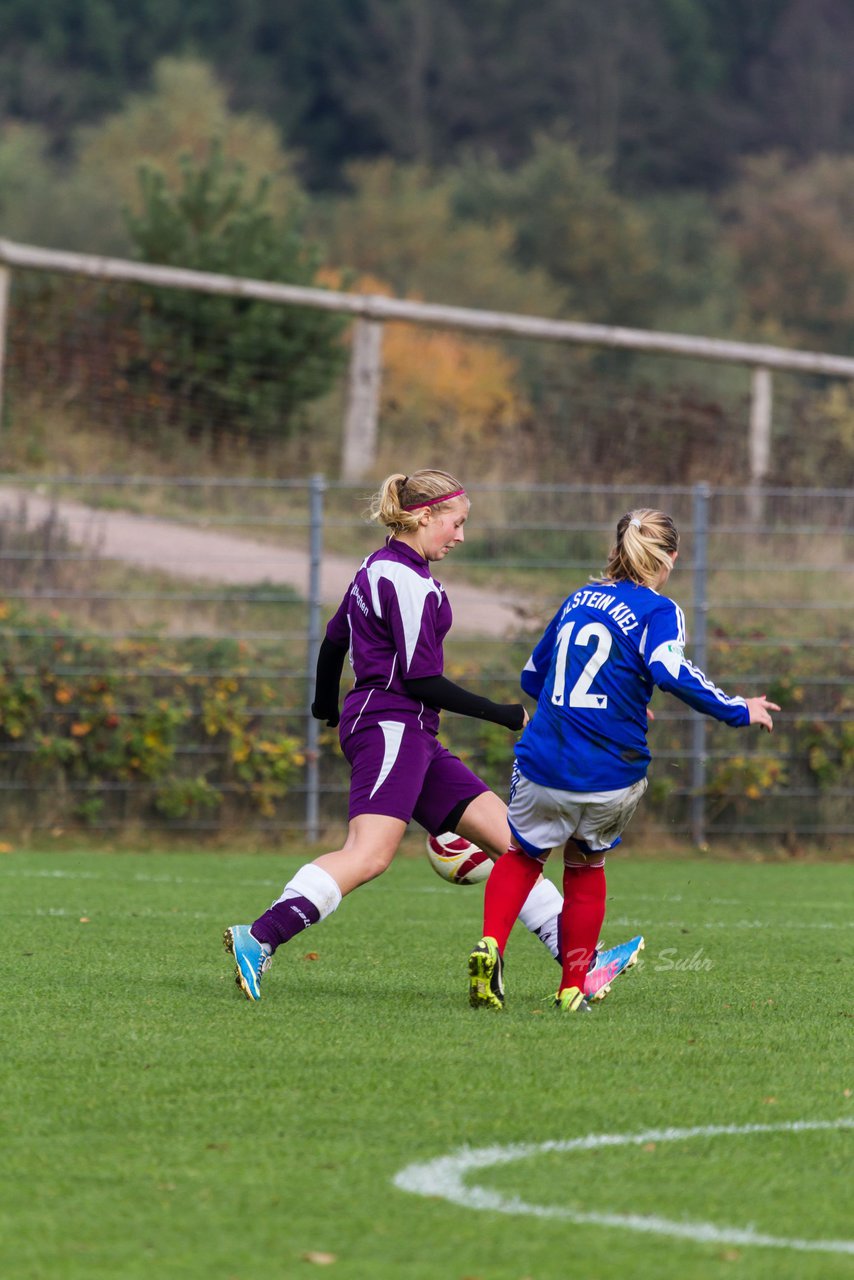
0, 866, 278, 888
33, 906, 219, 920
22, 903, 848, 931
4, 869, 852, 927
394, 1120, 854, 1255
602, 916, 852, 930
628, 892, 849, 910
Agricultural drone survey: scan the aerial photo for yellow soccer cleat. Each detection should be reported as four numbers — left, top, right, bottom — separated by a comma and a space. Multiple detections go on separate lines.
468, 936, 505, 1009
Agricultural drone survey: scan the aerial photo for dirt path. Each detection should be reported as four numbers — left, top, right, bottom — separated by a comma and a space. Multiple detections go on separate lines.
0, 487, 526, 637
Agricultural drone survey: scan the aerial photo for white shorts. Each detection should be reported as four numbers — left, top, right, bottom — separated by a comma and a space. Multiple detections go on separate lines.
507, 765, 648, 865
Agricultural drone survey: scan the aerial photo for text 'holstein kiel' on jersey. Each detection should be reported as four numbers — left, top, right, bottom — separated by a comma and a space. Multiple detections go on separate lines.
516, 580, 750, 793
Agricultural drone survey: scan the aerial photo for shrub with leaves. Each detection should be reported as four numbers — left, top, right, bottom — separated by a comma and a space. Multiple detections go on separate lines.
0, 603, 305, 832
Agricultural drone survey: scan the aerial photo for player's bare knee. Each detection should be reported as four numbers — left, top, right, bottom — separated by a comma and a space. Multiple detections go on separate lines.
359, 848, 397, 881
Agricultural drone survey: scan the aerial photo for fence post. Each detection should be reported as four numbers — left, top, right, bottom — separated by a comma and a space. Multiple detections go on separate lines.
690, 482, 710, 847
747, 366, 772, 523
305, 474, 326, 842
0, 266, 10, 434
341, 318, 383, 482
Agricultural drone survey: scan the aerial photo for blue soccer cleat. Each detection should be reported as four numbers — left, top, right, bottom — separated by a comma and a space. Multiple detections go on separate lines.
583, 934, 644, 1003
223, 924, 271, 1001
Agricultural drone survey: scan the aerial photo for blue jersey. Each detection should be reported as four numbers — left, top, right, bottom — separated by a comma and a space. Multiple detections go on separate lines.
516, 579, 749, 791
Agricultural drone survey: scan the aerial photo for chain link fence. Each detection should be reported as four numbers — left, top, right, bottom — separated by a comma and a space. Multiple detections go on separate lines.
0, 475, 849, 850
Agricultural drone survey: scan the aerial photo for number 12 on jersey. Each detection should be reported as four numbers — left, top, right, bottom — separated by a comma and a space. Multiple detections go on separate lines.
551, 621, 612, 709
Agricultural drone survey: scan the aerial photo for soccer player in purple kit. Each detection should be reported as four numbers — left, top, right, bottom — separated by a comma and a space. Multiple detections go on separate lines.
468, 507, 780, 1014
224, 469, 593, 1000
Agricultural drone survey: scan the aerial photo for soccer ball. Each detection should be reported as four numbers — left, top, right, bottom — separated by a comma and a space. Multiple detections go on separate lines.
425, 831, 493, 885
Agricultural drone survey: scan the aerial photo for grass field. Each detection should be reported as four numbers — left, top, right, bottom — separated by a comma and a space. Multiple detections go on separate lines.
2, 848, 852, 1280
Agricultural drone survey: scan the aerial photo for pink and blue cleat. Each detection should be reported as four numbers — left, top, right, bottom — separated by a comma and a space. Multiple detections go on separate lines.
583, 935, 644, 1003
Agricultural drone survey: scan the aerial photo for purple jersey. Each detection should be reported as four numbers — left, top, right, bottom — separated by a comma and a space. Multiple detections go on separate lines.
326, 538, 451, 736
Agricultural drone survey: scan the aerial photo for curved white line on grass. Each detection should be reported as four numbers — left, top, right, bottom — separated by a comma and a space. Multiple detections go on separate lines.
394, 1120, 854, 1255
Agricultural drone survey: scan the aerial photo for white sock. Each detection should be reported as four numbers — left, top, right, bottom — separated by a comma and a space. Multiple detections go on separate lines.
518, 876, 563, 960
274, 862, 343, 921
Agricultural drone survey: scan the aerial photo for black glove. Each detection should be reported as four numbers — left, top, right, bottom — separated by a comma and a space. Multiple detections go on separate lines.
311, 701, 340, 728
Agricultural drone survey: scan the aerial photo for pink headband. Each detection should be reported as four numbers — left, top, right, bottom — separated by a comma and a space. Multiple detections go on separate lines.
402, 488, 467, 511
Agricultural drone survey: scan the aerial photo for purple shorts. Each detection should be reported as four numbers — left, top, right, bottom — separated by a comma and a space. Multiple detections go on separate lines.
341, 714, 489, 834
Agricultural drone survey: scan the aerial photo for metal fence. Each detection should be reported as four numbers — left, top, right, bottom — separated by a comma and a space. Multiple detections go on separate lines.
0, 475, 850, 849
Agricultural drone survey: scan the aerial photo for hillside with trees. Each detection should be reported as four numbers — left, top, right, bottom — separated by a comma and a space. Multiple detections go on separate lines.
3, 0, 854, 193
1, 4, 854, 486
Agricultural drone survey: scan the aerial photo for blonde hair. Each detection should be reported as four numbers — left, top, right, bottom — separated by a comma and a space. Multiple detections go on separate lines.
599, 508, 680, 588
369, 469, 467, 535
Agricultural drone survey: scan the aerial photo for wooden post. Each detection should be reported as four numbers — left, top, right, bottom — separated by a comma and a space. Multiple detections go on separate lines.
0, 266, 10, 436
3, 237, 854, 380
748, 366, 772, 523
4, 238, 854, 486
342, 318, 383, 482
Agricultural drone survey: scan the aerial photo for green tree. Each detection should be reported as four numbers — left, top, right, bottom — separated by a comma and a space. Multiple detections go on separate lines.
0, 121, 123, 251
5, 1, 854, 195
317, 158, 563, 316
0, 123, 58, 241
77, 57, 302, 222
639, 191, 743, 336
123, 143, 345, 442
452, 136, 658, 327
724, 151, 854, 353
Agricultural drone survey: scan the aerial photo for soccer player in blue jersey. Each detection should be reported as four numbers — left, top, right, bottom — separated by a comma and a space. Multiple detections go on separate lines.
224, 468, 609, 1001
469, 507, 780, 1014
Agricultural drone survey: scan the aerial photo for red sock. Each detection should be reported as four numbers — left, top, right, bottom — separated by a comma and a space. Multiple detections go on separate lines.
482, 848, 542, 953
560, 864, 607, 993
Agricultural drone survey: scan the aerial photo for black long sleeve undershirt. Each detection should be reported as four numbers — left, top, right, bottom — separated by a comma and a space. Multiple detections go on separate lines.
403, 674, 526, 731
311, 636, 348, 727
310, 637, 525, 732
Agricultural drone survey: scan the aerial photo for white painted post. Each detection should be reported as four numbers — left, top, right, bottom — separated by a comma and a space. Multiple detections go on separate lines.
0, 266, 10, 435
748, 366, 772, 523
341, 318, 383, 482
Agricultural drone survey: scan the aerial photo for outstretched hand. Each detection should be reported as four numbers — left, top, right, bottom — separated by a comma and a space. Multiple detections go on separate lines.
746, 694, 780, 733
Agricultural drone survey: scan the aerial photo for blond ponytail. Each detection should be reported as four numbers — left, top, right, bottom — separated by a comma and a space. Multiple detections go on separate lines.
599, 508, 680, 587
368, 469, 466, 535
